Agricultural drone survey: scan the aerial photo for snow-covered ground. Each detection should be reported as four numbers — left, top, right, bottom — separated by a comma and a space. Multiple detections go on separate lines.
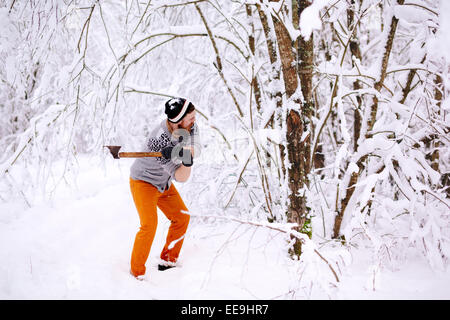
1, 156, 449, 300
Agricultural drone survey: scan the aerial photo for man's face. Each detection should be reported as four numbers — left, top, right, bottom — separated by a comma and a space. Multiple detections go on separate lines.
177, 110, 196, 130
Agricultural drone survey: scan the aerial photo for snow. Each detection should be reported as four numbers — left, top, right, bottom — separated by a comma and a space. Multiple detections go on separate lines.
437, 0, 450, 62
299, 0, 331, 41
1, 155, 449, 300
393, 4, 434, 24
337, 248, 450, 299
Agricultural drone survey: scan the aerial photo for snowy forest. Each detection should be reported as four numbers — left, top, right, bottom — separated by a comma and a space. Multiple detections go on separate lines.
0, 0, 449, 299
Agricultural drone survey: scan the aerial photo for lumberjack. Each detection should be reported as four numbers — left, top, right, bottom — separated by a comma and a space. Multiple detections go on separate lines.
107, 97, 199, 279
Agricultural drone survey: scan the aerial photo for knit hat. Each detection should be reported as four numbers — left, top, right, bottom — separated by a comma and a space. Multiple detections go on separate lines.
165, 97, 194, 123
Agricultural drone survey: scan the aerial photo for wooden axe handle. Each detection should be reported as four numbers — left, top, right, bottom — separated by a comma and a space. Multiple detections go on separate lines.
119, 152, 162, 158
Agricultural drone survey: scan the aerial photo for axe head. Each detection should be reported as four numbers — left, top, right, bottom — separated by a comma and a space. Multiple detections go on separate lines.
105, 145, 121, 159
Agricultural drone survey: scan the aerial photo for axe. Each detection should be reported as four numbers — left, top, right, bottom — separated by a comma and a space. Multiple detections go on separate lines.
104, 145, 162, 159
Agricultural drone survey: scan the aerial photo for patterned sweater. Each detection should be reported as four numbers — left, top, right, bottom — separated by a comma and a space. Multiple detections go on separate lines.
130, 119, 199, 193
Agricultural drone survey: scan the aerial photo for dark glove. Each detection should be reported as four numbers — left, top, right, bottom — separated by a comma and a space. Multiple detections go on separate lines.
161, 146, 193, 167
161, 146, 174, 159
181, 148, 193, 167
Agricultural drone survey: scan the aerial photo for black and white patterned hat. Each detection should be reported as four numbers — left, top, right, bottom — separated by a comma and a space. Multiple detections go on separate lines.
165, 97, 194, 123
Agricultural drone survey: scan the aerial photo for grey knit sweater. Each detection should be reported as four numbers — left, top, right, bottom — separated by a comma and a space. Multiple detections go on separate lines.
130, 119, 199, 193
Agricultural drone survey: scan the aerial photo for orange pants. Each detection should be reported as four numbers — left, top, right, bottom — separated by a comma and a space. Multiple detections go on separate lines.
129, 178, 190, 277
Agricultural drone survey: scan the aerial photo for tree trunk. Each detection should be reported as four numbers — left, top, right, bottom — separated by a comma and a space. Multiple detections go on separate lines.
286, 109, 309, 255
272, 10, 298, 97
347, 1, 363, 152
366, 0, 404, 137
271, 0, 312, 255
270, 1, 304, 255
297, 0, 313, 176
429, 74, 443, 173
246, 4, 262, 114
257, 3, 286, 179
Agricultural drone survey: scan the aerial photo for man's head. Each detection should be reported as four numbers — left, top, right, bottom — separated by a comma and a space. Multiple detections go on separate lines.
165, 97, 196, 130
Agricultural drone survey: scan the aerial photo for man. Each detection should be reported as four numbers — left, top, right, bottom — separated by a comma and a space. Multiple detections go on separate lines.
129, 97, 199, 279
